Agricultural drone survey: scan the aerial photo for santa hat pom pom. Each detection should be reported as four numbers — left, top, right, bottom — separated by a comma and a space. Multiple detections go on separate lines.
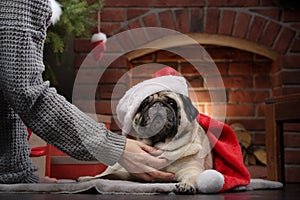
49, 0, 62, 25
197, 170, 225, 193
91, 32, 107, 44
152, 66, 180, 78
91, 32, 107, 60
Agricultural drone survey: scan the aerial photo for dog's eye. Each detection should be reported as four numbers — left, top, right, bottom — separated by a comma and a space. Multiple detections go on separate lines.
167, 99, 176, 107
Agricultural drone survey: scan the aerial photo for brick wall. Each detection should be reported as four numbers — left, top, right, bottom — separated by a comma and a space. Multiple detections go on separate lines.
76, 0, 300, 96
73, 0, 300, 182
130, 45, 272, 144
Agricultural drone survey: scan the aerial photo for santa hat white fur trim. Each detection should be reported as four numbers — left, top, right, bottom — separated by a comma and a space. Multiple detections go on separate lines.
91, 32, 107, 43
49, 0, 62, 25
197, 170, 225, 193
116, 76, 188, 134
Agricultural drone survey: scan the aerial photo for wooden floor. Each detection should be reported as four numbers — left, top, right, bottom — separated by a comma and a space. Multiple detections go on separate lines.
0, 183, 299, 200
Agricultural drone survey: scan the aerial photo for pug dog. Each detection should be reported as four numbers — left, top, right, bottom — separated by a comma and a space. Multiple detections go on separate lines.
79, 91, 213, 194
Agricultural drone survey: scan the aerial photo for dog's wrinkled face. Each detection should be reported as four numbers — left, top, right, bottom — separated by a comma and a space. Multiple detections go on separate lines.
132, 91, 199, 145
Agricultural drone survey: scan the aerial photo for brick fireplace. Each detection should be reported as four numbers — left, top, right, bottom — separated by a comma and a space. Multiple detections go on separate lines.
73, 0, 300, 182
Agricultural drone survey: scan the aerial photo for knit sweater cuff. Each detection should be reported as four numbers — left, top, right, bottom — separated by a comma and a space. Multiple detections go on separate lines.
22, 173, 39, 183
95, 131, 126, 166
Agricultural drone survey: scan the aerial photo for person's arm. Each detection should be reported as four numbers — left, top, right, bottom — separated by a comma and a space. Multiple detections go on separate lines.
0, 0, 125, 166
0, 0, 174, 181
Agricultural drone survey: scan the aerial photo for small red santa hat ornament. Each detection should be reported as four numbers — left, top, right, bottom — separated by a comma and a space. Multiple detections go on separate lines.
91, 10, 107, 60
91, 32, 107, 60
117, 66, 250, 193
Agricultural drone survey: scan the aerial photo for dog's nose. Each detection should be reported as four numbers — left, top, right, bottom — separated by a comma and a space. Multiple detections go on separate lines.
152, 102, 163, 109
150, 102, 167, 117
151, 115, 164, 131
148, 102, 167, 132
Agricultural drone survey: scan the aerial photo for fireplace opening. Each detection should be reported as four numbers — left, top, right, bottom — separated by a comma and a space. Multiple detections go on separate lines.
128, 44, 274, 179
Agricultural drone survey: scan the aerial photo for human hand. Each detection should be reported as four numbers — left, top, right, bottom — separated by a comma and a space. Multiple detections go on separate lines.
39, 176, 58, 183
118, 138, 174, 181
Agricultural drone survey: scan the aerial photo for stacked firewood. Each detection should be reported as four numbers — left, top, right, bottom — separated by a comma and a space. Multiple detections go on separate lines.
230, 123, 267, 166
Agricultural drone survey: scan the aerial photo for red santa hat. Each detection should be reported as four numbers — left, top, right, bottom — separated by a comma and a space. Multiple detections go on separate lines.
116, 66, 250, 192
116, 75, 188, 135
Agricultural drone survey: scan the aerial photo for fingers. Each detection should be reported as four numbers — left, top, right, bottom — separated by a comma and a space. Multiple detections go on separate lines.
149, 149, 163, 156
147, 169, 175, 180
132, 173, 153, 182
125, 139, 168, 169
139, 142, 160, 154
143, 154, 167, 169
132, 168, 175, 182
139, 161, 174, 178
138, 141, 163, 156
120, 138, 174, 181
121, 150, 168, 174
39, 176, 58, 183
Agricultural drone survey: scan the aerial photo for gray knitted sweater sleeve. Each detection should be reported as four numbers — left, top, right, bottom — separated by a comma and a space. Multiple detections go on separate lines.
0, 0, 126, 183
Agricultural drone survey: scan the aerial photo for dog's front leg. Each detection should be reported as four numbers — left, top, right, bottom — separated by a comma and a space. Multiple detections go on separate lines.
174, 166, 203, 194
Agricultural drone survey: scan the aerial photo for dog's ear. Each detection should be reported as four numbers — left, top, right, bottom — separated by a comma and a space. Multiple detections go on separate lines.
178, 94, 199, 122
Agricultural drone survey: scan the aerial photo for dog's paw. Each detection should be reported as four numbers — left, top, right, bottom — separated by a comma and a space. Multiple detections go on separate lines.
175, 182, 197, 194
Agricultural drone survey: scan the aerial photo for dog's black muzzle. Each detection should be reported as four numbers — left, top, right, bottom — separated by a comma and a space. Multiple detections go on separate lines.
135, 100, 179, 144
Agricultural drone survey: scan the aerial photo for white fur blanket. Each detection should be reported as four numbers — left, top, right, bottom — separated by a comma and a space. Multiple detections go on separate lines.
0, 178, 283, 194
